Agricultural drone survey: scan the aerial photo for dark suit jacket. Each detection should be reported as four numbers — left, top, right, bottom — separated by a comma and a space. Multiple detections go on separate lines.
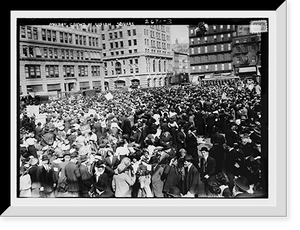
185, 164, 200, 194
198, 156, 216, 181
225, 129, 239, 147
64, 161, 80, 192
161, 165, 181, 193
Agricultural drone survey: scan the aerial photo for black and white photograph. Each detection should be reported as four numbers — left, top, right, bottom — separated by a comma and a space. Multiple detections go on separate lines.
17, 17, 267, 199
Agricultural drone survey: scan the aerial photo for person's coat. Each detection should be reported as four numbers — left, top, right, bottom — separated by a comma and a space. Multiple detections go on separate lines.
198, 156, 216, 181
64, 161, 80, 192
151, 164, 164, 197
184, 164, 201, 195
112, 172, 136, 197
161, 165, 181, 193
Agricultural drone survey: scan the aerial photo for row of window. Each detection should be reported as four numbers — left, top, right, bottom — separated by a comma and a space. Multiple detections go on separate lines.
103, 49, 138, 57
190, 43, 232, 55
147, 24, 170, 33
144, 39, 170, 50
233, 55, 258, 64
144, 29, 170, 41
190, 33, 232, 45
21, 26, 100, 47
190, 25, 235, 35
190, 53, 232, 64
21, 45, 101, 61
144, 49, 170, 55
25, 80, 102, 93
191, 63, 232, 72
24, 65, 101, 79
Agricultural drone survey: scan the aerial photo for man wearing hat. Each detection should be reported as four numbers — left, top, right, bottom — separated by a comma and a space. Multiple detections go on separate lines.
36, 154, 57, 198
77, 154, 93, 197
27, 157, 40, 197
232, 176, 255, 198
64, 151, 80, 197
56, 151, 71, 196
183, 154, 201, 196
149, 155, 164, 198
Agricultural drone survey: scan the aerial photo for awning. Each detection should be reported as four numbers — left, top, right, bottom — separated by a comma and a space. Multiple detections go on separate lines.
238, 66, 257, 73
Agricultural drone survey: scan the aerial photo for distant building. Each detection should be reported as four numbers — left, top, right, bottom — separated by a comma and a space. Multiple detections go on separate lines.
188, 24, 236, 82
231, 25, 261, 80
172, 51, 189, 84
172, 38, 189, 54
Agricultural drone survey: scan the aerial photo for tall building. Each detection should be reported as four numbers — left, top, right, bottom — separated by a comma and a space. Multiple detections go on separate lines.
19, 23, 173, 97
19, 24, 103, 97
188, 24, 236, 81
99, 24, 173, 89
231, 25, 261, 79
172, 51, 189, 84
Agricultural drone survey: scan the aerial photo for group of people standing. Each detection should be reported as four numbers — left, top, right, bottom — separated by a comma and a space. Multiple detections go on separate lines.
19, 81, 265, 198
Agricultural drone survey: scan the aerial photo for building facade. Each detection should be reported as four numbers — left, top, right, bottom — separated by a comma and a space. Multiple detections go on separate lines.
99, 24, 173, 89
172, 51, 189, 84
188, 24, 236, 81
231, 25, 261, 79
19, 24, 103, 96
19, 23, 173, 96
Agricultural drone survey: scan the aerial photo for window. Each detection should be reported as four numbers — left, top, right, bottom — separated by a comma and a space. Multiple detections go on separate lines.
27, 26, 32, 39
33, 28, 38, 40
78, 66, 88, 77
60, 32, 63, 43
228, 33, 231, 39
102, 34, 105, 40
22, 46, 28, 57
79, 82, 90, 90
52, 31, 56, 42
206, 65, 209, 71
204, 36, 207, 43
47, 84, 61, 92
213, 25, 216, 31
89, 37, 92, 46
91, 66, 101, 76
69, 33, 72, 44
69, 50, 73, 59
227, 25, 231, 29
153, 60, 156, 72
229, 63, 232, 69
191, 47, 194, 55
190, 29, 194, 35
220, 25, 223, 29
54, 49, 58, 59
47, 30, 51, 41
114, 32, 118, 39
120, 41, 123, 47
64, 33, 68, 43
228, 43, 231, 50
25, 65, 41, 79
214, 35, 217, 41
133, 29, 136, 36
215, 64, 218, 70
26, 84, 43, 92
115, 42, 118, 48
191, 38, 194, 45
45, 65, 59, 78
21, 26, 26, 38
222, 64, 225, 70
28, 47, 34, 57
43, 48, 48, 58
48, 48, 53, 58
134, 49, 137, 53
205, 46, 208, 53
251, 55, 257, 63
83, 36, 86, 45
197, 47, 201, 53
102, 43, 106, 49
214, 45, 217, 52
119, 31, 123, 38
110, 42, 114, 49
221, 44, 224, 51
65, 50, 69, 59
221, 34, 224, 41
133, 39, 137, 45
128, 40, 132, 46
128, 30, 131, 36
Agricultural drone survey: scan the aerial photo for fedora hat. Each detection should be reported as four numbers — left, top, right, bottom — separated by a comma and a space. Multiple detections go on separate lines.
167, 187, 182, 198
234, 176, 250, 192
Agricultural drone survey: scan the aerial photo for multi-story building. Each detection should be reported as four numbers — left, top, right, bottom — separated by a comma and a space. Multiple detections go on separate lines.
19, 24, 103, 96
172, 51, 189, 84
19, 23, 173, 96
231, 25, 261, 79
99, 24, 173, 89
188, 24, 236, 81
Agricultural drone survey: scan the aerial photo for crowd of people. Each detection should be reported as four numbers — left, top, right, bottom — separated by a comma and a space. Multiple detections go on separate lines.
19, 80, 265, 198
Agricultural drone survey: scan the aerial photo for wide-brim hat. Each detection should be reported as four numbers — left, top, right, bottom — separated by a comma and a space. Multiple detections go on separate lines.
167, 187, 182, 197
234, 176, 250, 192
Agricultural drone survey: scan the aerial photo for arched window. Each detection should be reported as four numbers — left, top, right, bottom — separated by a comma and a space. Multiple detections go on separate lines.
158, 60, 161, 72
153, 59, 156, 72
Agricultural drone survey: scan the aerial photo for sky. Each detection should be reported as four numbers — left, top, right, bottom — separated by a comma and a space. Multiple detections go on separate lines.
170, 25, 189, 44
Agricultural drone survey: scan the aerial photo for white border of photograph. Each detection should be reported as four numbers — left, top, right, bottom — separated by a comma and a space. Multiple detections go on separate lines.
5, 5, 286, 217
